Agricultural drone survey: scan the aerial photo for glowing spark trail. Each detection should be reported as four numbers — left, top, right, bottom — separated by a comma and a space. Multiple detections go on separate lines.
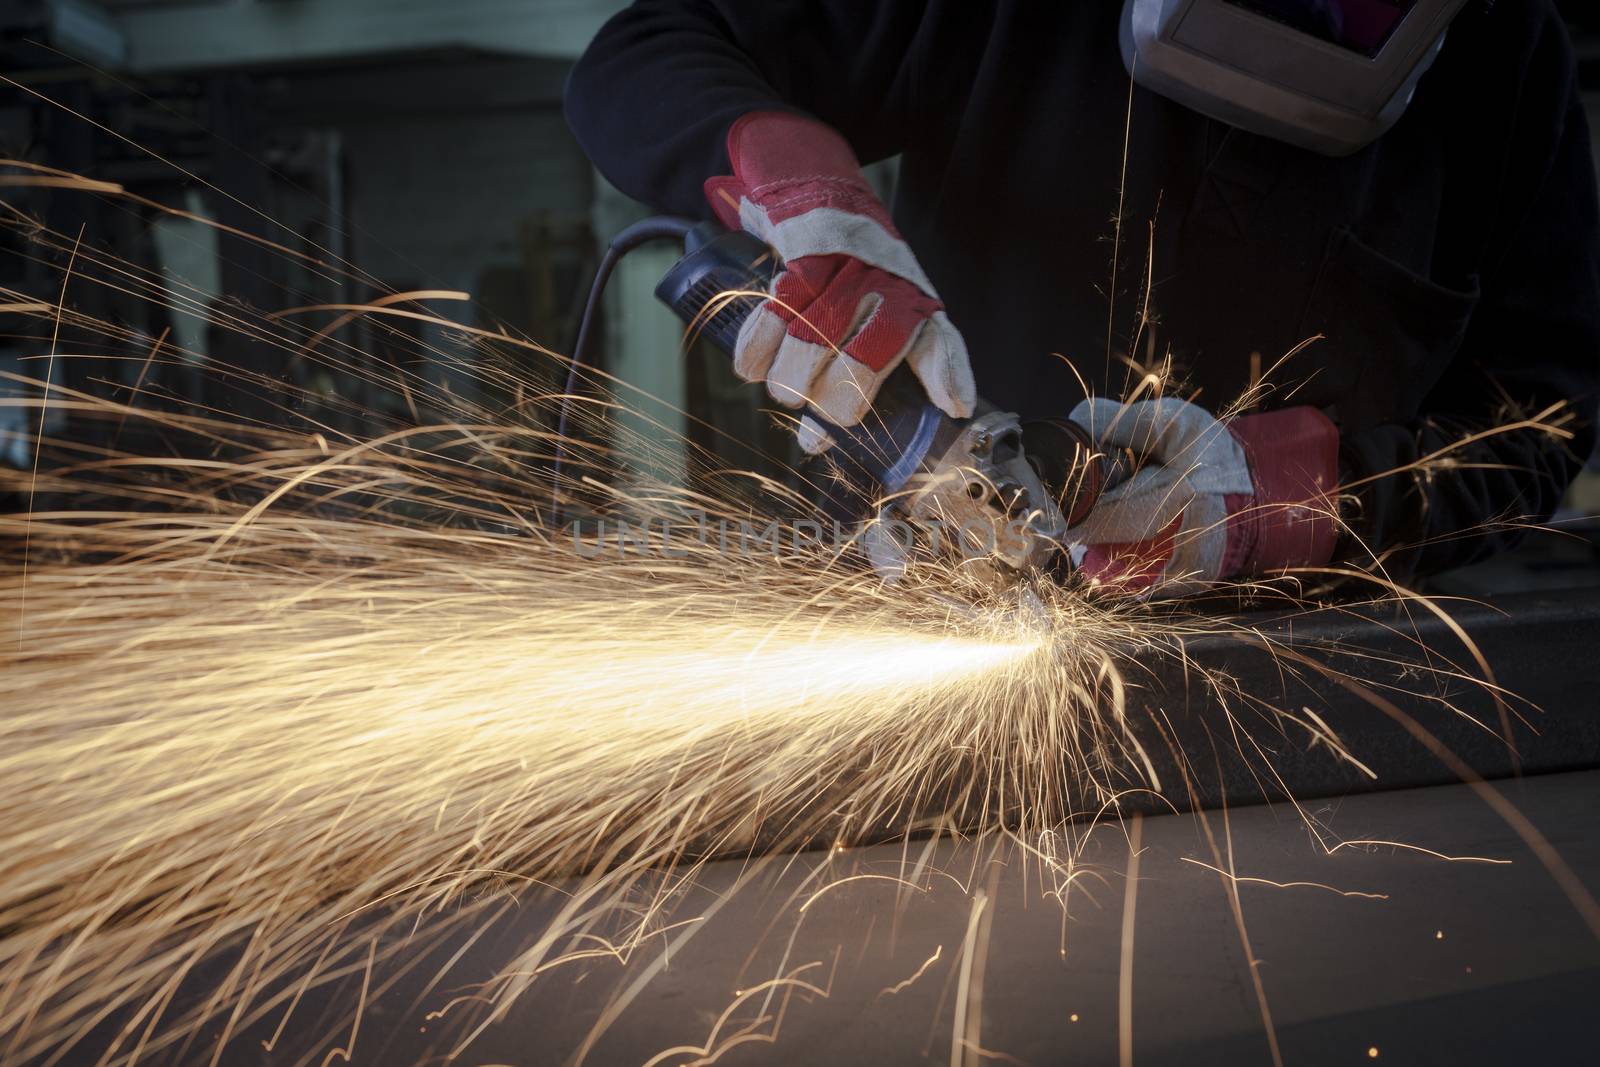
1179, 858, 1391, 900
877, 946, 944, 1000
1117, 813, 1143, 1067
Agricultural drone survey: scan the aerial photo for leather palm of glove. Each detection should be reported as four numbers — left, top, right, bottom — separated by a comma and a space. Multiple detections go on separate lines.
705, 111, 976, 453
1067, 398, 1341, 597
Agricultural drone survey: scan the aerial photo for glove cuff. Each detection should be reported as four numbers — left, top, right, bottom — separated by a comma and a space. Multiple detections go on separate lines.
702, 111, 940, 299
704, 111, 886, 224
1228, 406, 1341, 574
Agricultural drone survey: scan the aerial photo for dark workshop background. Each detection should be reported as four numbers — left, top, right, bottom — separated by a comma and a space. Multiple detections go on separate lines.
2, 0, 1598, 594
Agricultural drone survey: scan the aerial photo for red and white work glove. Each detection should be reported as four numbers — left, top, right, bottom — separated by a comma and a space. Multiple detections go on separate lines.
706, 111, 976, 453
1066, 398, 1341, 597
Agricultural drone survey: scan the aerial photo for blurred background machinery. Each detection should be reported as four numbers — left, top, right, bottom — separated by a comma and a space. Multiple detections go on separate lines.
1, 0, 1597, 587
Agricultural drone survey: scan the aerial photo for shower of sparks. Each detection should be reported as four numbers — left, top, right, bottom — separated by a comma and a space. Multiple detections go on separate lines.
0, 155, 1161, 1061
0, 438, 1107, 1063
0, 142, 1594, 1067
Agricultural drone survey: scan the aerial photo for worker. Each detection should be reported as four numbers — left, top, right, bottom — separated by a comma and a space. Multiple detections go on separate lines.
565, 1, 1600, 595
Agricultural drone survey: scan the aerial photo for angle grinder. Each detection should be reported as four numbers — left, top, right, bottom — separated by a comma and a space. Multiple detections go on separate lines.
652, 221, 1127, 586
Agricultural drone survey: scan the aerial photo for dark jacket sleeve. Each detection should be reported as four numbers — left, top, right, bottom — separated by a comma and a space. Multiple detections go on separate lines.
1341, 16, 1600, 576
564, 0, 945, 217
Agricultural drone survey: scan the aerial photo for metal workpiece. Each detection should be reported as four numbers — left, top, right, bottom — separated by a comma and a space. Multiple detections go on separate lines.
714, 585, 1600, 841
1118, 587, 1600, 814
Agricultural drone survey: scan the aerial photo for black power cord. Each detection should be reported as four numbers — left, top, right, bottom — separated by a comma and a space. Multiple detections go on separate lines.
550, 216, 696, 515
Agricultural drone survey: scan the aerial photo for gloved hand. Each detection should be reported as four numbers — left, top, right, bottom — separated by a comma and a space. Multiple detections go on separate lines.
705, 111, 976, 452
1067, 398, 1341, 596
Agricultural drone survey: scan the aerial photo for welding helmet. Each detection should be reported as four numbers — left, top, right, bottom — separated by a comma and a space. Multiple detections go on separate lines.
1121, 0, 1470, 156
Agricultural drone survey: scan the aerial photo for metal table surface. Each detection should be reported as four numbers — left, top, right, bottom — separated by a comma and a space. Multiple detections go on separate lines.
210, 770, 1599, 1067
64, 588, 1600, 1066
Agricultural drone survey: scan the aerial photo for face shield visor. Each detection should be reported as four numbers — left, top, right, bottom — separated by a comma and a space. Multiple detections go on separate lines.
1120, 0, 1469, 156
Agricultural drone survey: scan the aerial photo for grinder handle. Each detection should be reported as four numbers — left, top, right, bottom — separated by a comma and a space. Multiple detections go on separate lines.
654, 222, 951, 494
